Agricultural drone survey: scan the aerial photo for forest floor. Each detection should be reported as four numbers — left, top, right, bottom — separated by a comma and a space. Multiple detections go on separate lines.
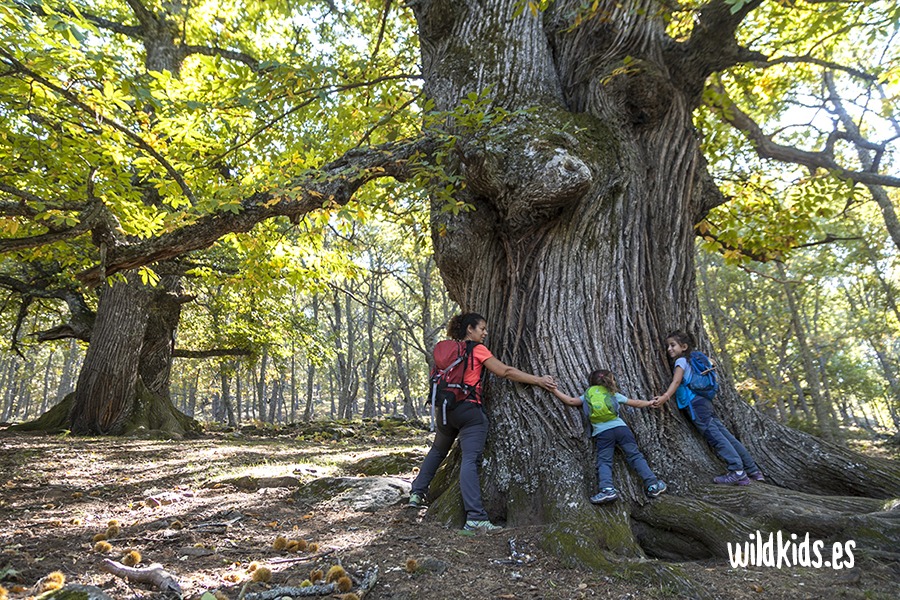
0, 420, 898, 600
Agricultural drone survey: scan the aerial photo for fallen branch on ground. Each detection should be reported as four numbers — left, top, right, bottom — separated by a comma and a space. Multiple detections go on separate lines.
99, 559, 182, 596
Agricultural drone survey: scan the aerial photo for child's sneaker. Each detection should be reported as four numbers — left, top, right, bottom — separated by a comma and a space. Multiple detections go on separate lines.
646, 480, 668, 498
407, 491, 425, 508
590, 488, 618, 504
748, 470, 765, 482
463, 519, 503, 533
713, 471, 751, 486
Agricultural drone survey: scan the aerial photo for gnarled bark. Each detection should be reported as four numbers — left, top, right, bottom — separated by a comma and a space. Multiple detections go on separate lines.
413, 0, 900, 574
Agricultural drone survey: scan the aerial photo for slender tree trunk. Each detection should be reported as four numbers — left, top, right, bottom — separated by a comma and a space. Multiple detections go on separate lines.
870, 341, 900, 432
333, 291, 357, 419
304, 296, 319, 421
41, 350, 55, 415
19, 357, 34, 420
236, 366, 243, 423
290, 341, 298, 423
186, 368, 199, 417
0, 361, 18, 422
1, 360, 17, 422
55, 339, 79, 404
363, 253, 379, 418
0, 357, 10, 419
328, 368, 335, 419
256, 347, 268, 422
778, 264, 837, 440
220, 367, 236, 427
390, 334, 416, 419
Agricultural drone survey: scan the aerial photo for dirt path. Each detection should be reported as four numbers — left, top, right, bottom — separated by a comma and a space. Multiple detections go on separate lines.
0, 422, 897, 599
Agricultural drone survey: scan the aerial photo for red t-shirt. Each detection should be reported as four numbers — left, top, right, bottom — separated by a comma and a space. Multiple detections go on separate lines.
466, 344, 494, 401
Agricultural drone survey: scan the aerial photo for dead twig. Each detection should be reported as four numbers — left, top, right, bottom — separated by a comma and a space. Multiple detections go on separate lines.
268, 548, 335, 565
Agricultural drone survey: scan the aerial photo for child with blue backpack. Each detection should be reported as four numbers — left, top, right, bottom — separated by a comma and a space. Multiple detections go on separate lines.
653, 330, 764, 485
552, 369, 667, 504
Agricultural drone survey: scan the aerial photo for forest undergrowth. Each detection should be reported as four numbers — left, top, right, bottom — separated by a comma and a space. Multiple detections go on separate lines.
0, 419, 897, 600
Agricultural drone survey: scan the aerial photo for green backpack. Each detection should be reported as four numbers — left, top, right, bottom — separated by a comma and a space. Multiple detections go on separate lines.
584, 385, 619, 424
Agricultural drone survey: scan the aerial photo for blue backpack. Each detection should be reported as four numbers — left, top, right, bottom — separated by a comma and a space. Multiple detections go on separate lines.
687, 351, 718, 400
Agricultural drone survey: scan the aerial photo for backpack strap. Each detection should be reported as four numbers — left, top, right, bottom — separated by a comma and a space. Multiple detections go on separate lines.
464, 340, 483, 404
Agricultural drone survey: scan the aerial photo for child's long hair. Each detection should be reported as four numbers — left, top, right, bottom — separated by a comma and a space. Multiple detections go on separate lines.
588, 369, 617, 393
447, 312, 486, 340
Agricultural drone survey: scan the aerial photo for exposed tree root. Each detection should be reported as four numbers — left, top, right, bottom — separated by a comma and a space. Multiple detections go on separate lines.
10, 385, 201, 439
10, 394, 73, 432
540, 506, 710, 599
722, 402, 900, 499
632, 485, 900, 561
118, 383, 202, 438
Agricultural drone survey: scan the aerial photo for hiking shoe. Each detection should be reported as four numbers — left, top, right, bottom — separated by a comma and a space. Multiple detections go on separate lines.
407, 491, 425, 508
646, 480, 668, 498
748, 471, 765, 482
713, 471, 751, 486
590, 488, 618, 504
463, 519, 503, 533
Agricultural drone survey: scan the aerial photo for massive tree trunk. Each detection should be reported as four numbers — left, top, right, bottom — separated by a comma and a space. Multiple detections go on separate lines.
17, 276, 200, 437
413, 0, 900, 576
69, 277, 151, 434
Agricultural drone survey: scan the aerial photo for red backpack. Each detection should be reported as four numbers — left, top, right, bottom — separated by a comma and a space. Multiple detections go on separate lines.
429, 340, 481, 424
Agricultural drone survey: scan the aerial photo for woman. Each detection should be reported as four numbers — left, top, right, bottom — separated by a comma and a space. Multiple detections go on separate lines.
408, 312, 556, 532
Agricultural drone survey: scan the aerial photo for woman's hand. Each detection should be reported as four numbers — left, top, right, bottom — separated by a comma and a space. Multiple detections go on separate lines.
536, 375, 557, 391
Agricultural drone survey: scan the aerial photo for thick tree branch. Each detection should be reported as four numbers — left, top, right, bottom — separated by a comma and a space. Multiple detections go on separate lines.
755, 55, 875, 82
77, 137, 437, 286
10, 295, 32, 355
0, 201, 105, 253
669, 0, 766, 96
0, 49, 197, 203
14, 1, 143, 37
124, 0, 159, 30
180, 45, 262, 70
825, 72, 900, 250
711, 86, 900, 188
0, 274, 96, 342
173, 348, 252, 358
0, 192, 42, 217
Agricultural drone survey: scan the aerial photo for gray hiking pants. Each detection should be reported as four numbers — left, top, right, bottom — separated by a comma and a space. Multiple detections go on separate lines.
411, 401, 489, 521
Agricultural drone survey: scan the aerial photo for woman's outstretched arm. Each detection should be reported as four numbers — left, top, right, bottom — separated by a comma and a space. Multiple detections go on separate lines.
482, 357, 556, 391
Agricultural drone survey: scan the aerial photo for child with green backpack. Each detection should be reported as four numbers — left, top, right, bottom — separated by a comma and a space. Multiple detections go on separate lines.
552, 369, 667, 504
